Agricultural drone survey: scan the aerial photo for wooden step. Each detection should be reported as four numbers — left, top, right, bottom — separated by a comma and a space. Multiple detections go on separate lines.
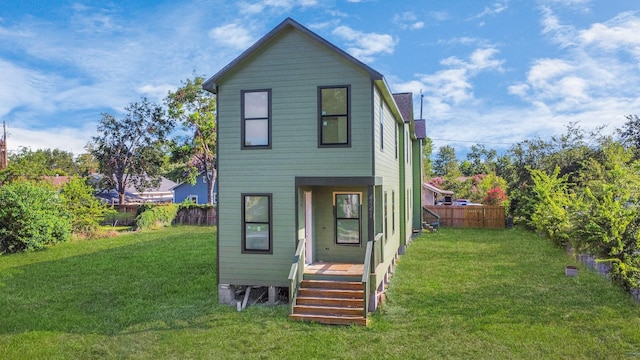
301, 279, 362, 290
289, 313, 368, 326
291, 278, 368, 326
298, 287, 363, 299
295, 296, 363, 308
293, 304, 364, 317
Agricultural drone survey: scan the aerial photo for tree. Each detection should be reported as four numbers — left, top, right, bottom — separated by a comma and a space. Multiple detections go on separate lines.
166, 76, 217, 204
465, 143, 497, 175
422, 137, 433, 180
618, 114, 640, 158
89, 98, 173, 205
60, 177, 113, 236
432, 145, 460, 178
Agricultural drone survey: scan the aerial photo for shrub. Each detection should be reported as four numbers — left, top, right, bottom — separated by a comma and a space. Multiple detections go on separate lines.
0, 182, 72, 254
529, 167, 573, 247
59, 177, 114, 237
135, 203, 179, 230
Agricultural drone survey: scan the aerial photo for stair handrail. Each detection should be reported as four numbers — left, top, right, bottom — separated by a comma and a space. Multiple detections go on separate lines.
422, 206, 440, 228
287, 237, 306, 314
362, 232, 383, 319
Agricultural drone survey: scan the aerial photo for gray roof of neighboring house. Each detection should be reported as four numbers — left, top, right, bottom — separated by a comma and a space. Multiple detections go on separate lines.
423, 182, 454, 195
203, 17, 383, 93
392, 93, 413, 123
414, 119, 426, 139
124, 176, 177, 194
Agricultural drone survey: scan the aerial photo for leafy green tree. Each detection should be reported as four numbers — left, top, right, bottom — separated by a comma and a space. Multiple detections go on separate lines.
166, 76, 217, 204
572, 141, 640, 289
465, 143, 497, 175
618, 114, 640, 158
432, 145, 460, 178
60, 177, 113, 236
0, 182, 71, 254
89, 98, 174, 205
422, 137, 433, 180
529, 166, 573, 247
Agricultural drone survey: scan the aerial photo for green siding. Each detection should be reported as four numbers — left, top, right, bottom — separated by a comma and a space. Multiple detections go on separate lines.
216, 29, 375, 286
372, 89, 401, 256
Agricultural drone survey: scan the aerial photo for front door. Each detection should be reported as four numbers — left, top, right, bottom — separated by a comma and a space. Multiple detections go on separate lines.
304, 191, 313, 265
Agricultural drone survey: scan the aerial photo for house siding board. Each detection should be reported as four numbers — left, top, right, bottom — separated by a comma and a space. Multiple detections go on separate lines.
371, 88, 405, 290
216, 28, 375, 286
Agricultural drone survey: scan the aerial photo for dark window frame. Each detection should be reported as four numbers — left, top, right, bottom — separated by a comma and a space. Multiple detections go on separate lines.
241, 89, 272, 150
334, 192, 362, 246
318, 85, 351, 148
241, 193, 273, 254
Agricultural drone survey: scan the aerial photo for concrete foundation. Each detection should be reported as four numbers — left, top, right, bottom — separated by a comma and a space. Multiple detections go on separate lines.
218, 284, 235, 305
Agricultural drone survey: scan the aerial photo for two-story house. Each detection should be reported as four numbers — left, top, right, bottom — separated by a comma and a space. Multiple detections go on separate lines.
203, 18, 423, 325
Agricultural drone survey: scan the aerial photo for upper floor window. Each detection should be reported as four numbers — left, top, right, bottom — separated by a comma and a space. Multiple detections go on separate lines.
241, 90, 271, 149
319, 86, 350, 147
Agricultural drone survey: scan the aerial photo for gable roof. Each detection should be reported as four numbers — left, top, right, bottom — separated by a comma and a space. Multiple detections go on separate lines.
414, 119, 426, 139
392, 93, 413, 123
203, 17, 383, 93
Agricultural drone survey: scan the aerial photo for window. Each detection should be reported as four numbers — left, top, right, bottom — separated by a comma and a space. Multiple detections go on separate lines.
242, 90, 271, 148
319, 86, 350, 146
392, 191, 395, 234
379, 103, 384, 151
384, 191, 388, 240
188, 195, 198, 203
242, 194, 272, 253
334, 193, 361, 245
394, 123, 398, 159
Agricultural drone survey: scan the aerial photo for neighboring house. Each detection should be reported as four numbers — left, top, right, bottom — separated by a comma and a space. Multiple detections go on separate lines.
126, 176, 176, 203
423, 182, 454, 206
202, 18, 423, 325
91, 174, 176, 204
43, 175, 72, 188
172, 173, 217, 204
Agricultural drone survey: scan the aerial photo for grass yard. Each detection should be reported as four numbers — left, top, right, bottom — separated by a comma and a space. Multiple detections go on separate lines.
1, 226, 639, 359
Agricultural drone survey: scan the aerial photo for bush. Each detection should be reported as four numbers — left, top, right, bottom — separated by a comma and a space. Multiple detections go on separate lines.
0, 182, 72, 254
59, 177, 114, 237
135, 204, 179, 230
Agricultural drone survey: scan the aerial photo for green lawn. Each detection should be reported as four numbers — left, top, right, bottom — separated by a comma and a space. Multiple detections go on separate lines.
1, 226, 639, 359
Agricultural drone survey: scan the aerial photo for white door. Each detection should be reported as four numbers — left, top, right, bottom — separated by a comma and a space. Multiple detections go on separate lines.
304, 191, 313, 265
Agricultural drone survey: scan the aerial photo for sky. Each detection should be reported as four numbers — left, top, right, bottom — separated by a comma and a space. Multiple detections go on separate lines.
1, 0, 639, 158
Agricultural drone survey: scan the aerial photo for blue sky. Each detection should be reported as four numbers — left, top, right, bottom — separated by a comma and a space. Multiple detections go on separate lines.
1, 0, 639, 157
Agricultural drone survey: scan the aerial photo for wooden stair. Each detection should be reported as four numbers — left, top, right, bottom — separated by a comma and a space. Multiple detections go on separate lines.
289, 279, 368, 326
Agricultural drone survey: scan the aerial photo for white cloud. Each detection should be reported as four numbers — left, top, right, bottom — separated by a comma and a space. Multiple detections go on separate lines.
511, 9, 640, 117
471, 1, 509, 19
238, 0, 318, 14
395, 47, 504, 118
579, 12, 640, 55
393, 12, 425, 30
5, 125, 97, 155
332, 26, 396, 62
208, 23, 256, 50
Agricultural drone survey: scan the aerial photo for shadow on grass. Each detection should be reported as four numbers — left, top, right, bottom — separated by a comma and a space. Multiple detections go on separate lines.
0, 230, 220, 336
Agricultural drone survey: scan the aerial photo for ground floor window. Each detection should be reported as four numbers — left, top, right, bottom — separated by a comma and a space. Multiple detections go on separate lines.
334, 192, 361, 245
242, 194, 272, 253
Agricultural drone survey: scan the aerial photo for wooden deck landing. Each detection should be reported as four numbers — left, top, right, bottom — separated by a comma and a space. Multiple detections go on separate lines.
304, 263, 364, 277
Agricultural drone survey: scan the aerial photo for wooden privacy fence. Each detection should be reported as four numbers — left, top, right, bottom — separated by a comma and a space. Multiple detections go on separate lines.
173, 207, 217, 226
105, 205, 217, 226
424, 205, 505, 229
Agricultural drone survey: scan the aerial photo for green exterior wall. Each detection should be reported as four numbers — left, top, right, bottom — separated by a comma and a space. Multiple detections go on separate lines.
216, 28, 375, 287
212, 21, 420, 295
